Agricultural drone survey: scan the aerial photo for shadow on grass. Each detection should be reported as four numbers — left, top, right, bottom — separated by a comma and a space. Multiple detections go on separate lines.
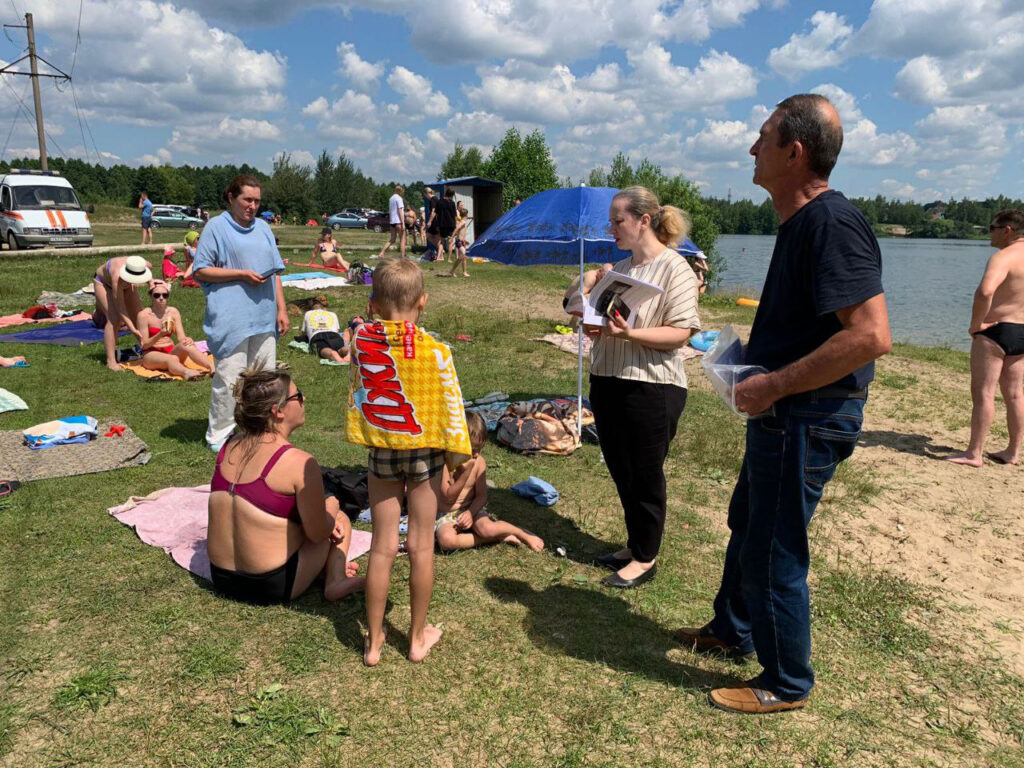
858, 429, 956, 459
485, 576, 735, 690
486, 487, 616, 564
160, 418, 208, 444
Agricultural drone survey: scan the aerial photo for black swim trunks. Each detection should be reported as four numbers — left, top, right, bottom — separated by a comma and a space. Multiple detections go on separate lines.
310, 331, 345, 356
974, 322, 1024, 356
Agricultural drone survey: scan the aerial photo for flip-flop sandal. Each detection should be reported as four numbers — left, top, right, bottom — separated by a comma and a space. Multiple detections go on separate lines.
0, 480, 22, 497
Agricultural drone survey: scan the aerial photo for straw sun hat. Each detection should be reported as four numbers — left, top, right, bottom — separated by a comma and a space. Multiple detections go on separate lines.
118, 255, 152, 284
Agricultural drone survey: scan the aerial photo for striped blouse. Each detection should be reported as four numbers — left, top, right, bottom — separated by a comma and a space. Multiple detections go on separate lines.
590, 248, 702, 388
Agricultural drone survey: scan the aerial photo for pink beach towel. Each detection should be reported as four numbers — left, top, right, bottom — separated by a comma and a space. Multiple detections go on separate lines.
109, 484, 371, 582
0, 311, 90, 329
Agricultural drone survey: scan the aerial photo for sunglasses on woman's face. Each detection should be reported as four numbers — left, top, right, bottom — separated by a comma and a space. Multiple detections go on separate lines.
284, 390, 305, 406
151, 292, 169, 299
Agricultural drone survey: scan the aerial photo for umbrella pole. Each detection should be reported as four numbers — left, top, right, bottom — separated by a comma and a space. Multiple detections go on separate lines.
577, 235, 584, 437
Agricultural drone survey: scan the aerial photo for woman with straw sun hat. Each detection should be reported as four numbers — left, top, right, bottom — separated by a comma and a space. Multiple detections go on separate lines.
92, 255, 152, 371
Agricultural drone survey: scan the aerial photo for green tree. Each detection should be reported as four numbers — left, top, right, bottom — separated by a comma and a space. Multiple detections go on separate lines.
263, 153, 314, 220
439, 142, 485, 180
482, 128, 558, 208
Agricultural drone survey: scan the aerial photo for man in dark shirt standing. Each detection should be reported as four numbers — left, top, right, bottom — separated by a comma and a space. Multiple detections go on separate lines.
676, 94, 891, 714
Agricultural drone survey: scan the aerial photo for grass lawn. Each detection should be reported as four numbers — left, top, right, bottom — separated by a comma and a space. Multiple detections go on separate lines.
0, 252, 1021, 767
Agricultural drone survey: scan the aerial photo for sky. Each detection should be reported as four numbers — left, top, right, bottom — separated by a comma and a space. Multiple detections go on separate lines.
0, 0, 1021, 203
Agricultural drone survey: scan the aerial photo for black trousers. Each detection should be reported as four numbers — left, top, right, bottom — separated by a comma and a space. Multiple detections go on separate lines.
589, 374, 687, 563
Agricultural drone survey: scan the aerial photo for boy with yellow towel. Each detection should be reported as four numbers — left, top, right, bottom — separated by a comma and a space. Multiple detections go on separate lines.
347, 259, 471, 666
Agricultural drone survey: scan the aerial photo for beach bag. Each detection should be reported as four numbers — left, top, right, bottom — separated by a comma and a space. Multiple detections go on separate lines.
348, 261, 373, 285
320, 467, 369, 522
495, 399, 591, 456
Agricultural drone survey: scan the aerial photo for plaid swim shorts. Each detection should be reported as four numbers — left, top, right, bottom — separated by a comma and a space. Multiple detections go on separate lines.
368, 447, 445, 482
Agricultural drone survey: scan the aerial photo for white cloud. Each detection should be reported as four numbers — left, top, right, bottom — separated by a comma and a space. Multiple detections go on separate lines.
684, 119, 757, 162
812, 84, 917, 167
387, 66, 451, 119
168, 118, 282, 157
337, 42, 386, 91
283, 149, 317, 167
767, 11, 853, 79
626, 46, 759, 109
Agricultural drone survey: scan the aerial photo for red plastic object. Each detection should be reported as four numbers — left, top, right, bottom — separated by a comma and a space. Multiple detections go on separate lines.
104, 425, 126, 437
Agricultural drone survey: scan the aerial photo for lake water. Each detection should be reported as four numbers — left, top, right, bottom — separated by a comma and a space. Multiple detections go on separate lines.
715, 234, 996, 351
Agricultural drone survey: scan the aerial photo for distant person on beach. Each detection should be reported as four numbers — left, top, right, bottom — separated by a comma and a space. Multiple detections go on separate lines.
193, 174, 288, 451
139, 192, 153, 245
377, 185, 407, 259
675, 94, 891, 715
948, 209, 1024, 467
312, 228, 349, 271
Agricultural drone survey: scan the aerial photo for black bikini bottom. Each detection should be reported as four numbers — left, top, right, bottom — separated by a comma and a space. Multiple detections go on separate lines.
210, 550, 299, 605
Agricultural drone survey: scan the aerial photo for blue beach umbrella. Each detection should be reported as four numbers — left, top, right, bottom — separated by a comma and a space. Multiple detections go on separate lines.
468, 185, 704, 434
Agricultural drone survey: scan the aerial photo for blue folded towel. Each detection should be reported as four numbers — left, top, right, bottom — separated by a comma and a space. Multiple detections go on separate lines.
511, 476, 559, 506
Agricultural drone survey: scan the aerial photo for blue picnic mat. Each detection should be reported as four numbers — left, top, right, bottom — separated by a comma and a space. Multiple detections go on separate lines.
0, 319, 129, 346
281, 271, 335, 282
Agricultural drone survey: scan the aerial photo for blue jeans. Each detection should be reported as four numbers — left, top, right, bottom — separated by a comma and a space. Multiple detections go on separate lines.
709, 397, 864, 700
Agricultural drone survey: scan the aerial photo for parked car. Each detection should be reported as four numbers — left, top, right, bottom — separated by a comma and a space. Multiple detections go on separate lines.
325, 211, 368, 230
0, 169, 93, 249
366, 212, 391, 232
340, 207, 373, 218
150, 207, 204, 230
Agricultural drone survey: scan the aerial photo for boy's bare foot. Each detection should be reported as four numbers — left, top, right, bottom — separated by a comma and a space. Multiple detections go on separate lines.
521, 531, 545, 553
106, 362, 123, 372
364, 631, 386, 667
462, 273, 469, 278
985, 449, 1020, 465
503, 534, 523, 547
947, 452, 983, 467
324, 575, 365, 601
408, 625, 442, 663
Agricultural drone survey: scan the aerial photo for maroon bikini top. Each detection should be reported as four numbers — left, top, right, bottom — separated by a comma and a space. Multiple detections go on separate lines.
211, 442, 301, 523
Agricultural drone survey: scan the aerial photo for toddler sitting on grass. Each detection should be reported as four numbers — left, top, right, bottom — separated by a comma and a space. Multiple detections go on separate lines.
435, 411, 545, 553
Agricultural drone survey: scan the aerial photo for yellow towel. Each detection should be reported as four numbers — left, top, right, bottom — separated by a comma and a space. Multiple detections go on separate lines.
347, 320, 471, 467
122, 354, 213, 381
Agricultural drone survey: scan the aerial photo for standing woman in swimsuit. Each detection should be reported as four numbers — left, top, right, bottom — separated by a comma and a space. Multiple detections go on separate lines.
136, 280, 214, 379
312, 227, 349, 271
206, 367, 365, 605
92, 255, 151, 371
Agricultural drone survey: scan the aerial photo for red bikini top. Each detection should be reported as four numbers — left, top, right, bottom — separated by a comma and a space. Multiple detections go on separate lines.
211, 442, 301, 523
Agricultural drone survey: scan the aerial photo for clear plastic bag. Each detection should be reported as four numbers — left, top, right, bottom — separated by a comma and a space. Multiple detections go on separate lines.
701, 325, 768, 418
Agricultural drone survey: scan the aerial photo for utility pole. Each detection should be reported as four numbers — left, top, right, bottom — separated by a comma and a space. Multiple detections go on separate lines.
0, 13, 71, 171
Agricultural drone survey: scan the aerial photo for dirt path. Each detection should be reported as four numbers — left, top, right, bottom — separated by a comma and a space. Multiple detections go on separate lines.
824, 354, 1024, 674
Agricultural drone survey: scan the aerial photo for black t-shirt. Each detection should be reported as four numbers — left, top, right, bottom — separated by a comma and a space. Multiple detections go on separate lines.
434, 199, 457, 231
746, 190, 884, 392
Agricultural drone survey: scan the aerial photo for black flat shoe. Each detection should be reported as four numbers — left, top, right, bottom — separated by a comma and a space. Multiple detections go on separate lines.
593, 552, 632, 571
602, 564, 657, 589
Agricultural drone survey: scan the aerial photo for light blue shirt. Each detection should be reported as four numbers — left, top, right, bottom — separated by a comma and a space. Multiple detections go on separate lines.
194, 212, 284, 359
140, 198, 152, 217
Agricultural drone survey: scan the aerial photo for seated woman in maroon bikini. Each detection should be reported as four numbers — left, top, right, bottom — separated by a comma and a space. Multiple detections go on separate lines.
206, 366, 364, 604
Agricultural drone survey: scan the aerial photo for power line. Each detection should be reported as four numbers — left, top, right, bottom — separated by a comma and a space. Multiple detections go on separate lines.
0, 73, 67, 159
0, 77, 27, 159
69, 0, 82, 76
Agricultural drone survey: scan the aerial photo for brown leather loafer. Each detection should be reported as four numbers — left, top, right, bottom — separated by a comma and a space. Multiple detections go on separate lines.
709, 678, 808, 714
673, 624, 755, 660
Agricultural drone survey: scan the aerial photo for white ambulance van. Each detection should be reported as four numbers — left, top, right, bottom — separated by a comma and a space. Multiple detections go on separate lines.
0, 169, 93, 250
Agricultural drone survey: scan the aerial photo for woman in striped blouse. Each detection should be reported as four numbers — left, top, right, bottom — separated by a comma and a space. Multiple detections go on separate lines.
572, 186, 702, 589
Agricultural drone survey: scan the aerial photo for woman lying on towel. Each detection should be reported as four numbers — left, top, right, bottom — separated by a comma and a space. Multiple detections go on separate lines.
137, 281, 214, 380
206, 366, 365, 605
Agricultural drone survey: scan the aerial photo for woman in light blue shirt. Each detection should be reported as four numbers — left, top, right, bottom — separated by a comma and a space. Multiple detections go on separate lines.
193, 174, 288, 450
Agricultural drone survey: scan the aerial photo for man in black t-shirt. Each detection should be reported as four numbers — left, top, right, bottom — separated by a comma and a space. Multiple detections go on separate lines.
675, 94, 891, 715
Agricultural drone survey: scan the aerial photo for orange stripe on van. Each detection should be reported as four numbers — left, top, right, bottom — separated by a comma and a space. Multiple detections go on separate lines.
56, 211, 68, 228
0, 211, 22, 220
45, 210, 57, 227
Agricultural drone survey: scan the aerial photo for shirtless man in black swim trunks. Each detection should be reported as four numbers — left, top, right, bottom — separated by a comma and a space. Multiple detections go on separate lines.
949, 209, 1024, 467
